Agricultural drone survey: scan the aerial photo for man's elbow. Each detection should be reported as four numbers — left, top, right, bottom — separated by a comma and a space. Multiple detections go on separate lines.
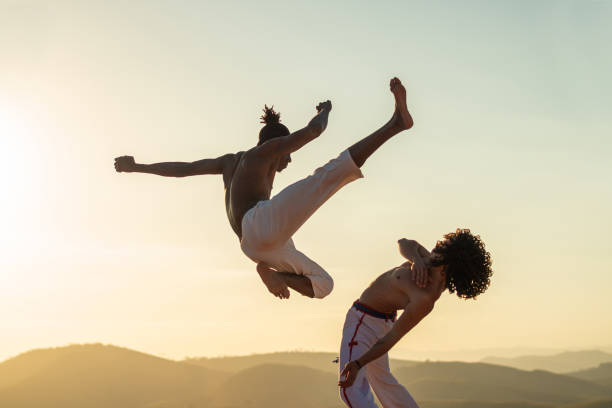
422, 300, 435, 317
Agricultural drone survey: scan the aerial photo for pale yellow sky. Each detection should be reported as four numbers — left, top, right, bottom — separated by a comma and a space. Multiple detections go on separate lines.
1, 1, 611, 362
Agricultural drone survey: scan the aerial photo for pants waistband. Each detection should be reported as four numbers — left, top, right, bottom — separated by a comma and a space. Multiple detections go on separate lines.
353, 300, 397, 322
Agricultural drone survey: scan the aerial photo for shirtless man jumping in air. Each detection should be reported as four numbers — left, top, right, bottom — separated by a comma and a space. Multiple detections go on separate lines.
115, 77, 413, 300
338, 229, 493, 407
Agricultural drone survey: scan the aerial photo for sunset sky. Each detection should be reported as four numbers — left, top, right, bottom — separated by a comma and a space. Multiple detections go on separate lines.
1, 0, 611, 363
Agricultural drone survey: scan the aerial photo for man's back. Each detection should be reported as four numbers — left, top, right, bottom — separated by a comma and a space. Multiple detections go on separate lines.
223, 148, 280, 238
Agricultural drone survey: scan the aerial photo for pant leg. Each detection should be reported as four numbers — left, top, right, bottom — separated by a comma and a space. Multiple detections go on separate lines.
242, 150, 363, 248
339, 309, 380, 408
278, 239, 334, 298
241, 238, 334, 298
366, 354, 419, 408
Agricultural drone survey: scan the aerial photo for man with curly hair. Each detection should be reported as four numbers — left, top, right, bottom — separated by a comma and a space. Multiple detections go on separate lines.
338, 229, 492, 408
114, 78, 413, 300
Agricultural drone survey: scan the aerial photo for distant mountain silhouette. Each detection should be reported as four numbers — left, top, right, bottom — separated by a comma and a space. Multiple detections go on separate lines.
185, 351, 418, 375
2, 344, 612, 408
0, 344, 227, 408
481, 350, 612, 373
186, 351, 341, 374
396, 361, 612, 405
569, 363, 612, 387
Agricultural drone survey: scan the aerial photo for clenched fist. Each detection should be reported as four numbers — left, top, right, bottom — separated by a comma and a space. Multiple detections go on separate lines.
114, 156, 136, 172
316, 100, 332, 113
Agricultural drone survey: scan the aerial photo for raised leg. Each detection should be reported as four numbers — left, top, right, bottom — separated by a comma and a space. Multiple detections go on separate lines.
245, 150, 363, 248
243, 78, 412, 249
348, 77, 413, 168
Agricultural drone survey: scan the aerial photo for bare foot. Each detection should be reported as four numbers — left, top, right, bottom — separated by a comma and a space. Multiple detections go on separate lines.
389, 77, 413, 130
257, 263, 290, 299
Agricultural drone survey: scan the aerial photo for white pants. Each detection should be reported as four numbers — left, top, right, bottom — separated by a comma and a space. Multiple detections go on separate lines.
339, 306, 419, 408
240, 150, 363, 298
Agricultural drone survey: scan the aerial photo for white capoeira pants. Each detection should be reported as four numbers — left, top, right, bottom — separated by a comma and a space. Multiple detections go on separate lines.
240, 150, 363, 298
339, 304, 419, 408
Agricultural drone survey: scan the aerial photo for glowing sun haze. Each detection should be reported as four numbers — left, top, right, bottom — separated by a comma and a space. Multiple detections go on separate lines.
1, 0, 611, 362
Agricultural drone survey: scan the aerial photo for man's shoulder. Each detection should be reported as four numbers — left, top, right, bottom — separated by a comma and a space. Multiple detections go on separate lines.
240, 146, 279, 168
239, 146, 266, 160
219, 152, 244, 182
222, 151, 250, 166
226, 151, 242, 161
389, 264, 413, 289
390, 265, 439, 305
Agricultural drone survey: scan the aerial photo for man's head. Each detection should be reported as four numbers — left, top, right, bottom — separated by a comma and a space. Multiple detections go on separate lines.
258, 105, 291, 171
430, 229, 492, 299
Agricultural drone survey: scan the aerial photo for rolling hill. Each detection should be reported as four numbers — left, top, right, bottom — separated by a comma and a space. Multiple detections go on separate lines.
395, 361, 612, 405
0, 344, 227, 408
569, 363, 612, 387
209, 363, 340, 408
2, 344, 612, 408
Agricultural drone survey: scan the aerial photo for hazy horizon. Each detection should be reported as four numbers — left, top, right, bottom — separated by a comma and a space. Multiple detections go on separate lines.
3, 338, 612, 365
2, 1, 611, 364
4, 341, 612, 367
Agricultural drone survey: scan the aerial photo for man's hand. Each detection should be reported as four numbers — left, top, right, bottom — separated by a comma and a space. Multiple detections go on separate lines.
338, 360, 361, 388
316, 100, 332, 113
114, 156, 136, 172
411, 256, 428, 288
398, 239, 430, 288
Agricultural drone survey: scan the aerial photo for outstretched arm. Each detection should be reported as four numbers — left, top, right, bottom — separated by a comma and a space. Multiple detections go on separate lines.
339, 297, 434, 388
256, 101, 332, 158
114, 153, 234, 177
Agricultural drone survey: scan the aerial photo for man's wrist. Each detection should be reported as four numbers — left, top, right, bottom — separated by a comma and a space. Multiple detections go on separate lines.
131, 163, 144, 172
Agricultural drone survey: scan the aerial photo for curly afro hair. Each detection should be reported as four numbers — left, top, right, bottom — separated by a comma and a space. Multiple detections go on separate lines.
258, 105, 290, 146
430, 229, 492, 299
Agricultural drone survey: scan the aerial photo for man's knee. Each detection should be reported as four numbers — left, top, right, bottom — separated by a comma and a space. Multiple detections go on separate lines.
339, 384, 377, 408
366, 367, 400, 386
312, 275, 334, 299
339, 386, 360, 407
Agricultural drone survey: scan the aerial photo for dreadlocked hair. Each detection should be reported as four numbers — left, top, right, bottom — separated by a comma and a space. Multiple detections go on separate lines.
258, 105, 290, 145
260, 105, 281, 124
430, 228, 493, 299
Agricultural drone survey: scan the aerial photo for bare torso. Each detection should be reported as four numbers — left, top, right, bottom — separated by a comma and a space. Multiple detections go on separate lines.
359, 262, 445, 313
223, 149, 280, 238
